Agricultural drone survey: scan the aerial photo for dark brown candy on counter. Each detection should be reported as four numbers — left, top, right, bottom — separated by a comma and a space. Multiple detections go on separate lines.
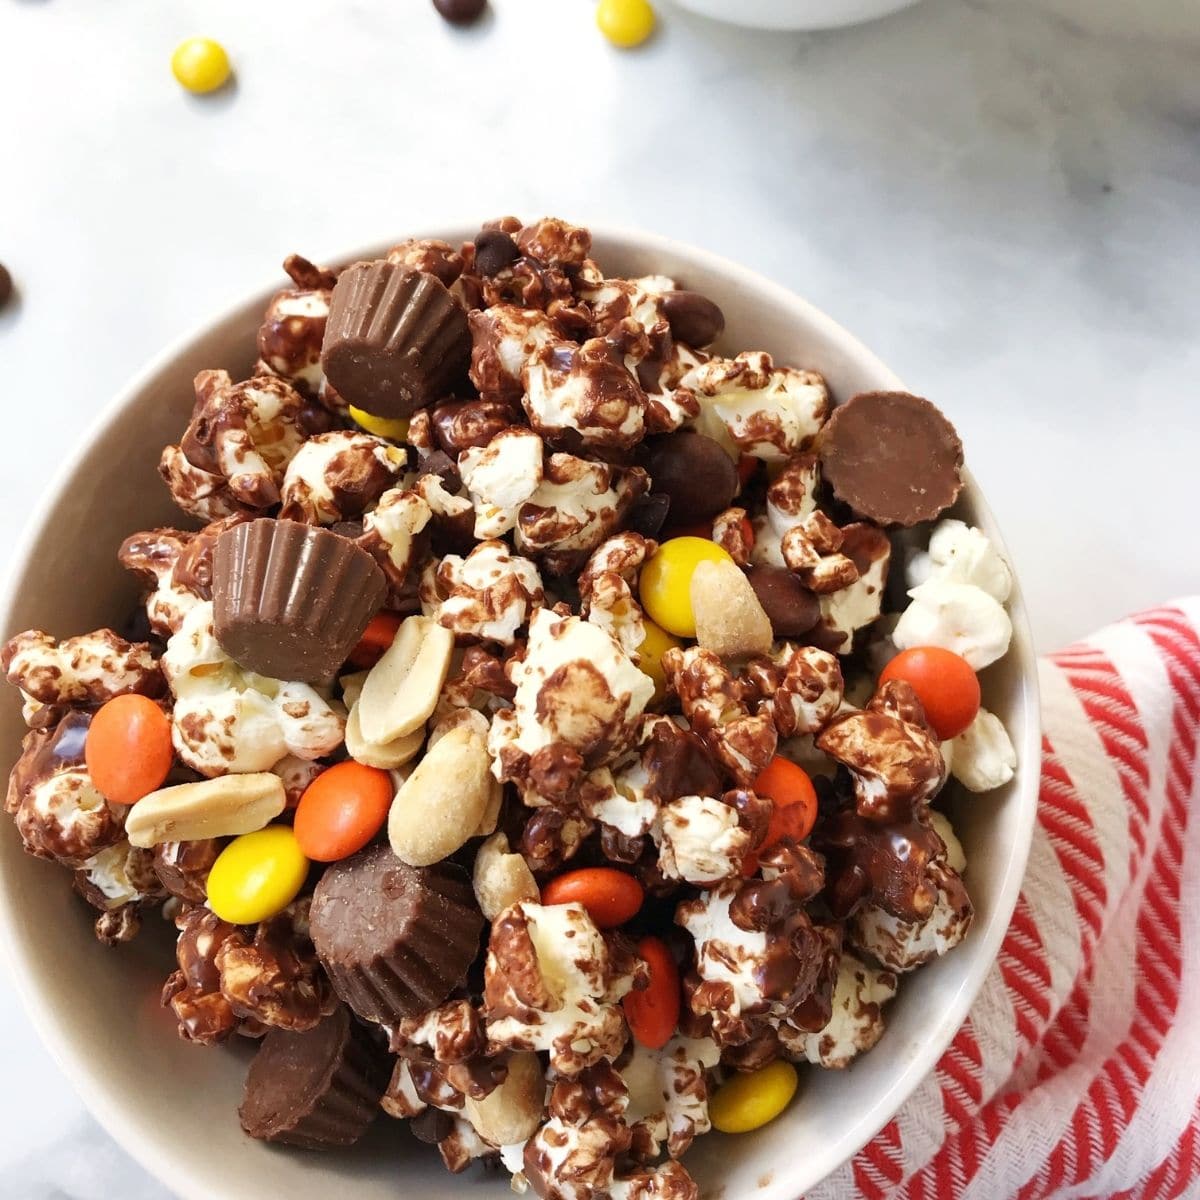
432, 0, 487, 25
213, 519, 387, 685
473, 228, 520, 277
745, 565, 819, 638
0, 263, 12, 310
321, 260, 471, 420
309, 845, 483, 1025
239, 1005, 387, 1149
661, 290, 725, 348
644, 432, 738, 525
819, 392, 963, 528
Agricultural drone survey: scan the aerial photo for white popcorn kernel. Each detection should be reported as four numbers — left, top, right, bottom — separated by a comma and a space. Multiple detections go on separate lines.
893, 579, 1013, 670
459, 427, 545, 539
655, 795, 750, 885
907, 519, 1013, 602
950, 707, 1017, 792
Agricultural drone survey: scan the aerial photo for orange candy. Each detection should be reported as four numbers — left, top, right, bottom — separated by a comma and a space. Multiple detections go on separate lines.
879, 646, 981, 740
623, 934, 681, 1049
348, 612, 403, 669
541, 867, 644, 928
85, 694, 173, 805
743, 756, 819, 876
293, 761, 393, 862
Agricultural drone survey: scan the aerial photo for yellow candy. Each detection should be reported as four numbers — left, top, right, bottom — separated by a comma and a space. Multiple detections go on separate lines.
349, 406, 410, 442
206, 826, 309, 925
639, 537, 734, 639
596, 0, 656, 48
171, 37, 232, 95
635, 618, 682, 702
709, 1060, 799, 1134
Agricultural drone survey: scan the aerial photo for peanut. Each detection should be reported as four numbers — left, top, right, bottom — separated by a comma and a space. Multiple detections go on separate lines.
462, 1051, 545, 1147
345, 701, 425, 769
388, 725, 492, 866
691, 557, 773, 659
473, 832, 538, 920
125, 773, 285, 848
357, 615, 454, 745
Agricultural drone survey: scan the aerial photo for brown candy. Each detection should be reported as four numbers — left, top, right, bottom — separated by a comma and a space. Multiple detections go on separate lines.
745, 565, 819, 638
321, 260, 470, 420
213, 519, 387, 685
644, 432, 738, 526
661, 290, 725, 348
432, 0, 487, 24
819, 392, 963, 527
309, 845, 483, 1025
0, 263, 12, 310
239, 1006, 387, 1149
473, 228, 520, 277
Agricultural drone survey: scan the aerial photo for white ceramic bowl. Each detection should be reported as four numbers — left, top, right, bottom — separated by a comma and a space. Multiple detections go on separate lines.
671, 0, 921, 32
0, 225, 1039, 1199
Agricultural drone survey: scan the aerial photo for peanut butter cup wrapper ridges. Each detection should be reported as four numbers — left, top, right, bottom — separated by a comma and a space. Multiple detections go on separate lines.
213, 519, 387, 684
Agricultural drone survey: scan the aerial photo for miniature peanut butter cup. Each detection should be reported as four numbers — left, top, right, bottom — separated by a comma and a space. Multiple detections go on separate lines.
239, 1005, 387, 1149
213, 519, 387, 685
309, 844, 483, 1025
321, 260, 471, 419
819, 392, 963, 527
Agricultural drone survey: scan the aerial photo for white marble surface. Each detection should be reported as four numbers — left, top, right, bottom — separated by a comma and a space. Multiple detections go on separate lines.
0, 0, 1197, 1194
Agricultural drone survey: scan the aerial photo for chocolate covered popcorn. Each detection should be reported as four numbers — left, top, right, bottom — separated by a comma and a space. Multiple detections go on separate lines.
2, 216, 1023, 1197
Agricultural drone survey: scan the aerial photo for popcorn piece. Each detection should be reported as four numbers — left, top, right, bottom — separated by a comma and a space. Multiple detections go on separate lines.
578, 532, 656, 660
159, 370, 309, 519
255, 255, 335, 395
162, 603, 345, 777
517, 217, 593, 269
683, 352, 829, 462
579, 275, 671, 369
458, 427, 544, 538
928, 809, 967, 873
215, 899, 333, 1032
522, 1064, 631, 1200
849, 855, 973, 973
524, 338, 646, 451
278, 431, 407, 525
661, 645, 777, 785
393, 998, 488, 1066
609, 1162, 701, 1200
270, 754, 325, 807
778, 952, 897, 1068
73, 839, 163, 943
906, 519, 1013, 602
816, 680, 945, 823
621, 1035, 719, 1162
161, 906, 245, 1044
490, 608, 653, 791
655, 793, 756, 886
435, 540, 544, 646
892, 578, 1013, 670
950, 707, 1017, 792
6, 712, 125, 865
2, 628, 161, 709
676, 843, 826, 1046
518, 805, 595, 874
811, 523, 892, 654
744, 643, 845, 738
484, 901, 641, 1076
152, 838, 222, 904
468, 305, 563, 403
781, 511, 859, 595
359, 485, 433, 592
751, 453, 821, 567
119, 515, 250, 638
711, 507, 753, 566
515, 454, 648, 575
386, 238, 464, 287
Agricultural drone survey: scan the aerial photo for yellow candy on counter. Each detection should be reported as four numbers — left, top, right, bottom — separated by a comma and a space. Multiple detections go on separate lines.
170, 37, 232, 95
596, 0, 656, 48
639, 537, 734, 639
206, 826, 309, 925
709, 1060, 799, 1134
349, 406, 410, 442
635, 618, 682, 702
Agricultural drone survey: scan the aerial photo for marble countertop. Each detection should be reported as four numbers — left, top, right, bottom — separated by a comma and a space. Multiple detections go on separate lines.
1, 0, 1197, 1194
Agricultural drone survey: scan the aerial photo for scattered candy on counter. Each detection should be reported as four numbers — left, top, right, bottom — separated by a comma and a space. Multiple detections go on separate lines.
170, 37, 232, 95
432, 0, 488, 24
709, 1060, 800, 1133
596, 0, 657, 47
207, 825, 309, 924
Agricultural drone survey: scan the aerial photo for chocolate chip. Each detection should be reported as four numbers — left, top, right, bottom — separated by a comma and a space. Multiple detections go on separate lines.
625, 492, 671, 539
419, 449, 462, 492
0, 263, 12, 310
473, 228, 520, 277
661, 290, 725, 348
644, 431, 738, 525
745, 565, 819, 638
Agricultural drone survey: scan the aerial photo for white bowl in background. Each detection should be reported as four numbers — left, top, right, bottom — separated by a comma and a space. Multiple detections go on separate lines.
0, 224, 1039, 1200
671, 0, 921, 32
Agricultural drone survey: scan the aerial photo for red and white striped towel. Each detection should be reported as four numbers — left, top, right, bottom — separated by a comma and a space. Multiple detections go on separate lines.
809, 599, 1200, 1200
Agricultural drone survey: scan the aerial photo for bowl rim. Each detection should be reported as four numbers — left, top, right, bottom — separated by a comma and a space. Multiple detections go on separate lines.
0, 221, 1041, 1200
